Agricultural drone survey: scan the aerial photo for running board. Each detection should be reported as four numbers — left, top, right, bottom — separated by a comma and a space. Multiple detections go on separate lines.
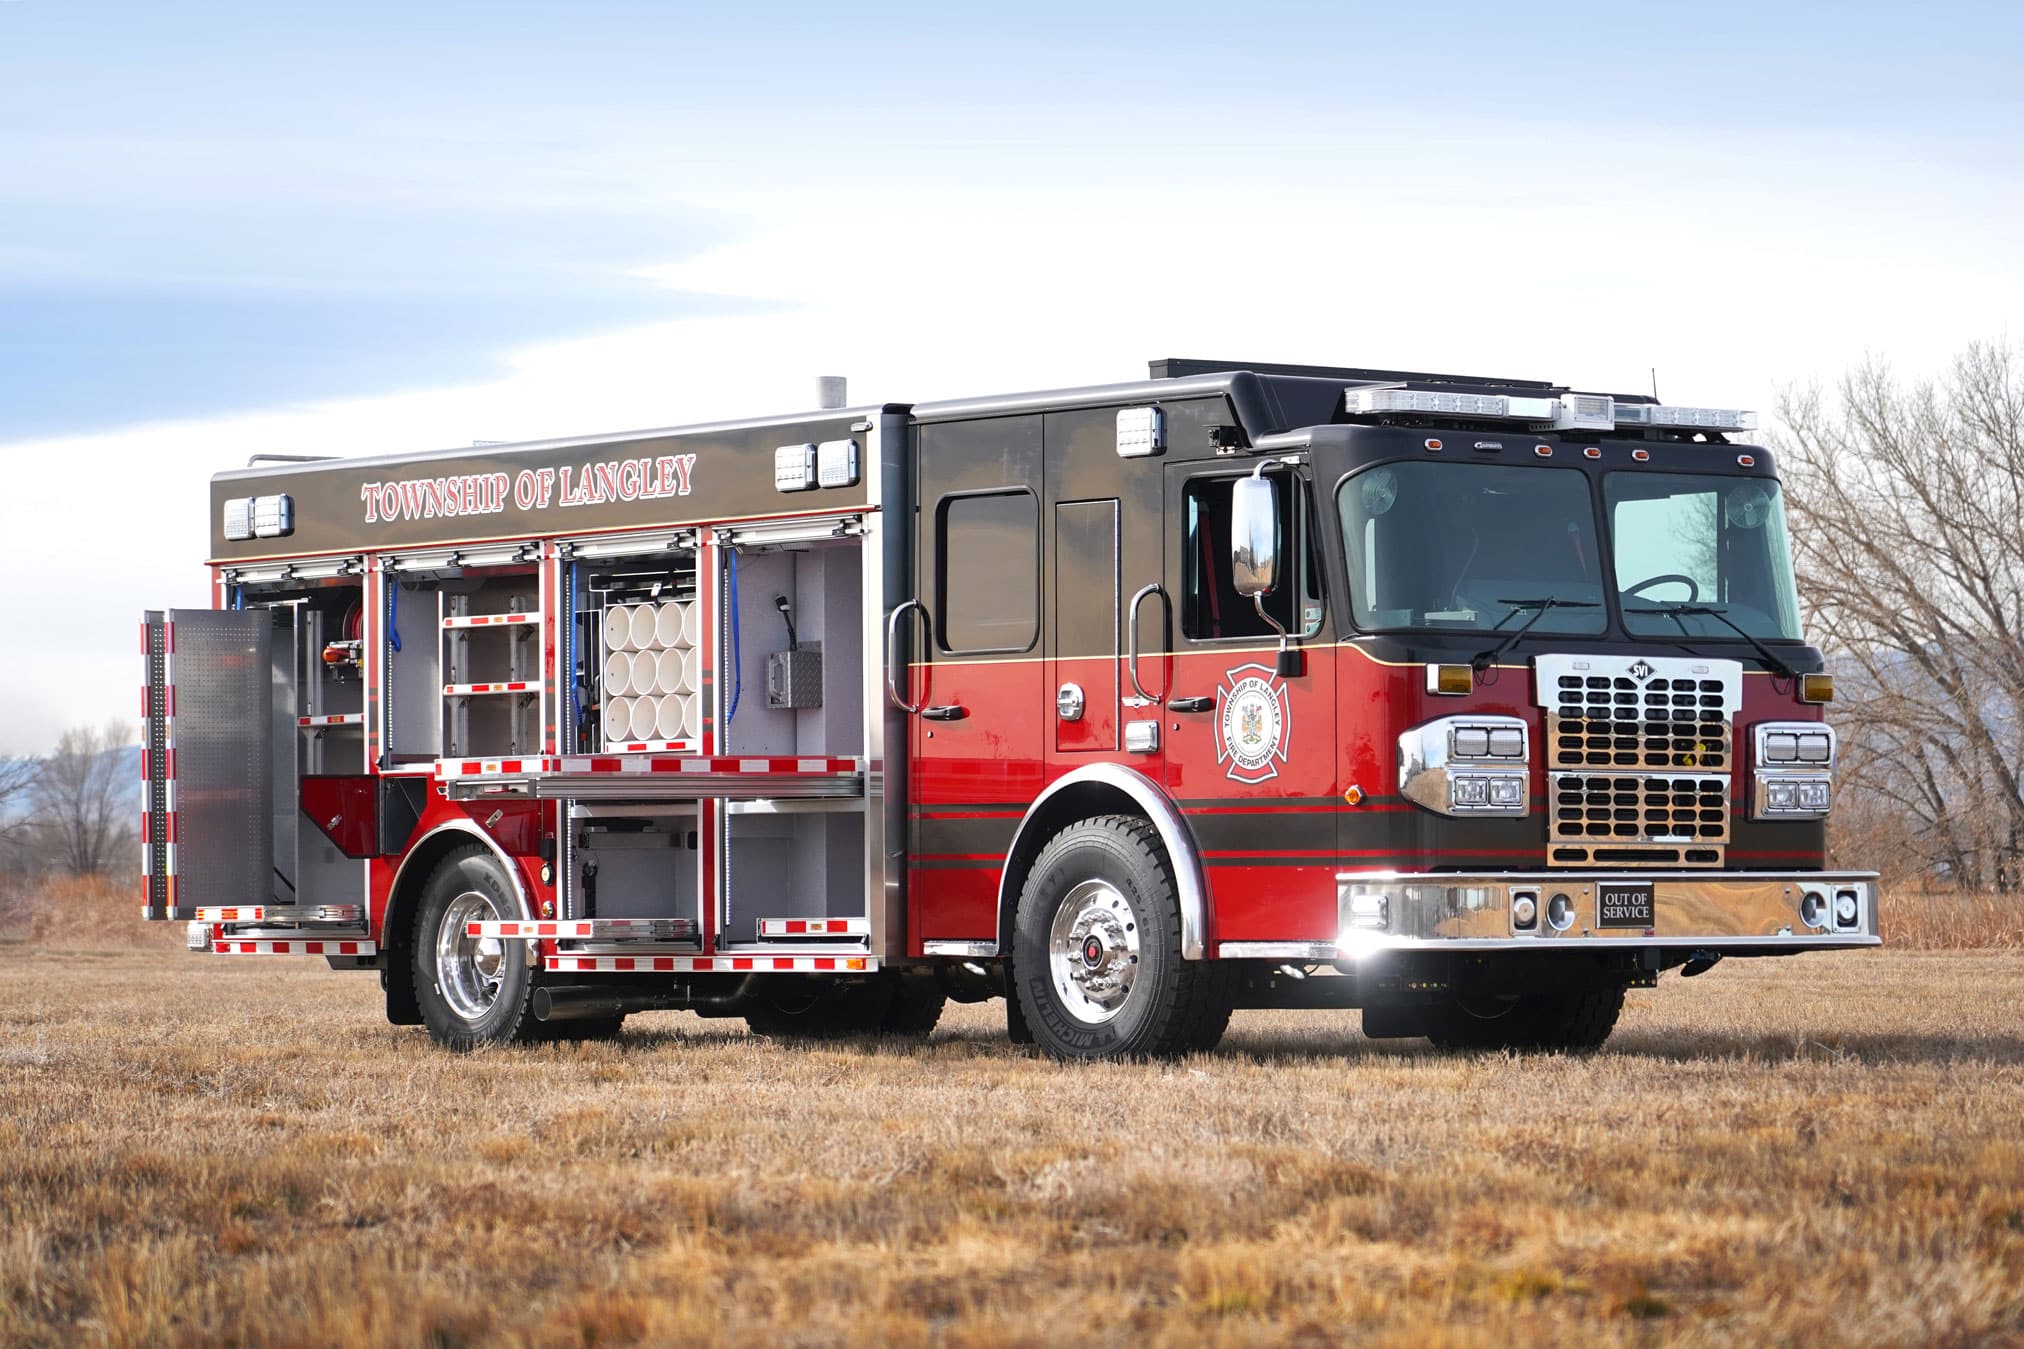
757, 917, 869, 939
468, 918, 701, 943
547, 953, 879, 974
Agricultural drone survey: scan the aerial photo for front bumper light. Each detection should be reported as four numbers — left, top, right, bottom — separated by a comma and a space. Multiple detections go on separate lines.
1400, 714, 1530, 818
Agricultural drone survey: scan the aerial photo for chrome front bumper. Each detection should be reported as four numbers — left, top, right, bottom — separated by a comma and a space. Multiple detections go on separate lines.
1217, 871, 1880, 960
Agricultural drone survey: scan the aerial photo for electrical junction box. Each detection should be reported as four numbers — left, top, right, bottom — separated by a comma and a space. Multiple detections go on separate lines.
766, 643, 823, 709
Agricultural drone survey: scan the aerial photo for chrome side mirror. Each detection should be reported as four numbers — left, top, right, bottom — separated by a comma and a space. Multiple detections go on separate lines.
1230, 471, 1279, 597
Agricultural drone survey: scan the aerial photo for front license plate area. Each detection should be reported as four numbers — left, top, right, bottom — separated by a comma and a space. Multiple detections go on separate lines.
1597, 882, 1655, 928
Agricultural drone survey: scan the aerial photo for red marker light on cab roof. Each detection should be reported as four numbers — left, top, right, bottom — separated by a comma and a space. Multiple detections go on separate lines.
1534, 445, 1552, 457
1424, 438, 1443, 452
1632, 448, 1651, 462
1737, 454, 1756, 467
1583, 446, 1601, 459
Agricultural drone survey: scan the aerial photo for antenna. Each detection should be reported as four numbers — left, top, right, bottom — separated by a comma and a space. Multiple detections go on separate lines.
1650, 368, 1660, 402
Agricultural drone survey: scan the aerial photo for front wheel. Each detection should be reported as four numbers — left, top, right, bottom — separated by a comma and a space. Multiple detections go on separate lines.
1012, 815, 1231, 1060
412, 846, 538, 1051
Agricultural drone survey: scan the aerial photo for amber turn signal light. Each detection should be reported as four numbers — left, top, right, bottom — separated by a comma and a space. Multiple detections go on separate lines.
1426, 663, 1474, 696
1799, 673, 1835, 704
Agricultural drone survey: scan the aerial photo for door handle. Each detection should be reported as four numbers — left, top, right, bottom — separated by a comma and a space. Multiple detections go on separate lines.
923, 704, 968, 722
1169, 696, 1214, 713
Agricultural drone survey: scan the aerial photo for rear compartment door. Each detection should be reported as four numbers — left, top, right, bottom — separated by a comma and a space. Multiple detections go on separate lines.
142, 609, 274, 920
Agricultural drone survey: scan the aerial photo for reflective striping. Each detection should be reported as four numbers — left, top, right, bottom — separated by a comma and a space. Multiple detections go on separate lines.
212, 939, 376, 956
194, 906, 275, 922
465, 919, 695, 940
435, 754, 861, 780
545, 955, 875, 974
443, 681, 536, 696
298, 713, 365, 727
442, 611, 543, 629
757, 917, 870, 937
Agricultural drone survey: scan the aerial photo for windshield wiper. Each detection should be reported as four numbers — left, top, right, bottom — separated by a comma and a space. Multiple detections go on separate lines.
1470, 597, 1599, 672
1626, 602, 1798, 679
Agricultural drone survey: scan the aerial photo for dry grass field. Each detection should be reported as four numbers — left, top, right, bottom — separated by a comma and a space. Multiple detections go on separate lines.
2, 888, 2021, 1346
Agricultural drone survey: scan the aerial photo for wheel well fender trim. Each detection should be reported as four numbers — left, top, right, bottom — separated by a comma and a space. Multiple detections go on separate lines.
382, 819, 536, 961
993, 763, 1208, 960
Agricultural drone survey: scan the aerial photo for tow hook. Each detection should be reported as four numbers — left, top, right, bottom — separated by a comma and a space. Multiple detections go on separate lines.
1680, 949, 1723, 978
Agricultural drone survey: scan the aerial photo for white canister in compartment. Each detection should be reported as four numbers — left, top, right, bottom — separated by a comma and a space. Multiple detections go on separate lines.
679, 600, 700, 649
655, 646, 688, 695
679, 692, 700, 741
629, 650, 659, 702
603, 605, 635, 653
605, 696, 637, 745
629, 602, 660, 652
602, 650, 632, 697
654, 693, 687, 742
655, 600, 685, 649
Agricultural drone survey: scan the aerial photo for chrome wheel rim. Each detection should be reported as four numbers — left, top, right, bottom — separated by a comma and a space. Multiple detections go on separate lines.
1047, 879, 1141, 1025
435, 890, 506, 1021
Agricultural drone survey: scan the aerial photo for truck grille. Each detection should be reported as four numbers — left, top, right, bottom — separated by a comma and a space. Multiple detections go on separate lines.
1535, 654, 1743, 869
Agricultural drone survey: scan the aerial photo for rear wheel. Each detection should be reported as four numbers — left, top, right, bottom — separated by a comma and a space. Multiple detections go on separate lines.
1427, 985, 1625, 1052
412, 846, 538, 1051
1013, 815, 1231, 1060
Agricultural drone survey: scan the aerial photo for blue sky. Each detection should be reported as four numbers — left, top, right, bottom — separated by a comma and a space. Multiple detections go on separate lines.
5, 0, 2019, 440
0, 0, 2021, 749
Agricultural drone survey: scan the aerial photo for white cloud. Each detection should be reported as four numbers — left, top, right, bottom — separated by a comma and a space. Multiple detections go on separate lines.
3, 151, 2018, 755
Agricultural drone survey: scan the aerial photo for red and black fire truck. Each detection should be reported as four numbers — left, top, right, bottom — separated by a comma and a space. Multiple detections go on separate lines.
140, 358, 1876, 1058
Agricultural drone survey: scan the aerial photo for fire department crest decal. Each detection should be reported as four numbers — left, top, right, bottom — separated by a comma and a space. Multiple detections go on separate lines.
1216, 663, 1291, 784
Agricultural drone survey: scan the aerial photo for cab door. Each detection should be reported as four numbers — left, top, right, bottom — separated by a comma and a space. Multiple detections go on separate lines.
1158, 463, 1339, 944
907, 416, 1047, 944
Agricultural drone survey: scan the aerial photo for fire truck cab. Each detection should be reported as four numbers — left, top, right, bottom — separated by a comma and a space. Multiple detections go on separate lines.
142, 358, 1878, 1059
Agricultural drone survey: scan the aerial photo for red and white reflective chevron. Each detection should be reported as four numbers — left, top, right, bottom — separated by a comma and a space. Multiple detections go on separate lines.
297, 713, 365, 727
757, 917, 870, 937
442, 611, 542, 629
212, 939, 376, 957
435, 754, 861, 780
466, 919, 670, 939
194, 906, 275, 923
443, 681, 536, 696
546, 954, 877, 974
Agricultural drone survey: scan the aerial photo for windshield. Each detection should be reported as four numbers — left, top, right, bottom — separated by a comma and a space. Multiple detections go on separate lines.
1607, 472, 1802, 640
1337, 462, 1607, 634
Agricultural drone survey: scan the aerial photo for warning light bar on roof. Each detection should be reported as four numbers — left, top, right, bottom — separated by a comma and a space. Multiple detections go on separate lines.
1344, 387, 1755, 434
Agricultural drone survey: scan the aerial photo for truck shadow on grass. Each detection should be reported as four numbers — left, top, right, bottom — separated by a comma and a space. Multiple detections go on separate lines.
537, 1022, 2024, 1069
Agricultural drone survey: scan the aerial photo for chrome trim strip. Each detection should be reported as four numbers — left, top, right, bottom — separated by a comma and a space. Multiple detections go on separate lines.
1218, 941, 1338, 960
924, 940, 998, 958
997, 763, 1209, 960
383, 819, 535, 955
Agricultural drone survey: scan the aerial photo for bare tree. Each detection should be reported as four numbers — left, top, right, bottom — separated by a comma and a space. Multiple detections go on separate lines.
30, 721, 136, 877
1777, 342, 2024, 890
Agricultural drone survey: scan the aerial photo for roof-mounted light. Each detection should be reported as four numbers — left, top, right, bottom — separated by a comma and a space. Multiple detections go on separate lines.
1614, 404, 1758, 432
1346, 387, 1559, 421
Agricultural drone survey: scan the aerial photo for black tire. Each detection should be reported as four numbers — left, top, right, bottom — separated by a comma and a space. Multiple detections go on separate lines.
411, 846, 539, 1051
1427, 985, 1625, 1052
743, 976, 894, 1039
880, 972, 947, 1036
1012, 815, 1232, 1060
